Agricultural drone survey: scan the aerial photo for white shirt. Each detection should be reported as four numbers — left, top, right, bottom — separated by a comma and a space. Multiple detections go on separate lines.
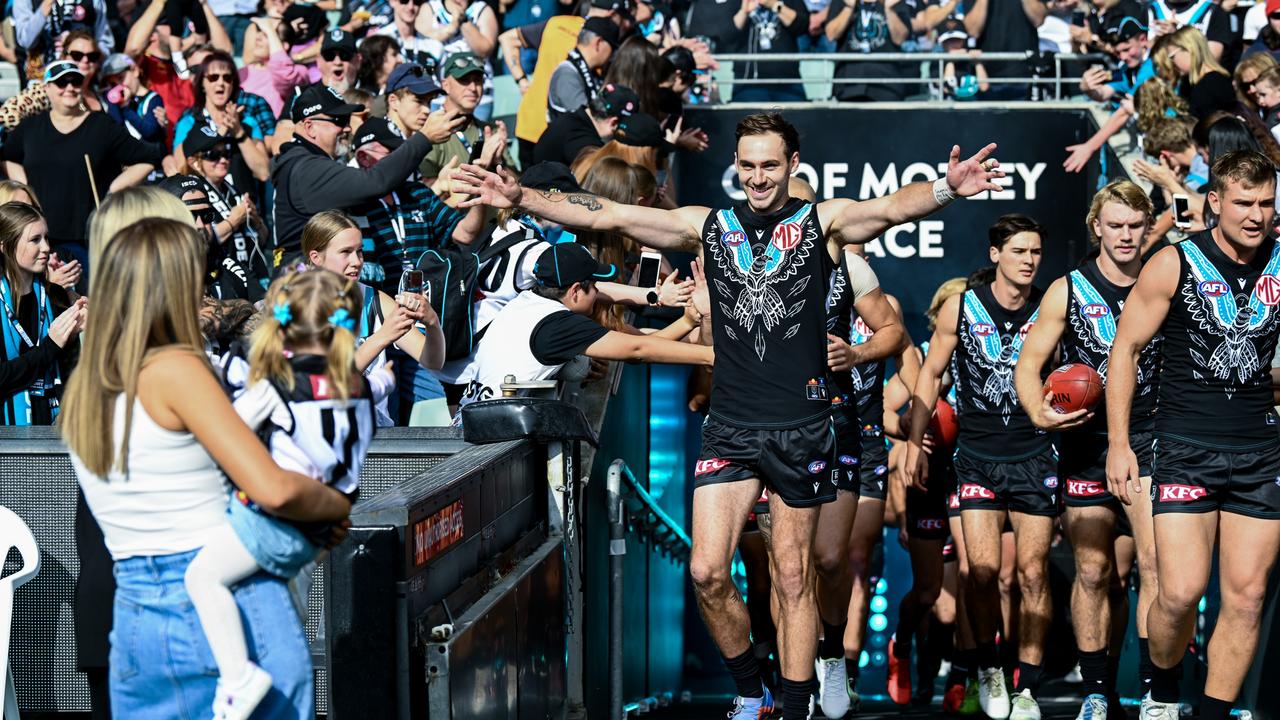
74, 395, 230, 560
1245, 1, 1267, 42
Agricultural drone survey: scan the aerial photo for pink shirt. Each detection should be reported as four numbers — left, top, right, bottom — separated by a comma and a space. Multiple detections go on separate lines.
238, 50, 311, 117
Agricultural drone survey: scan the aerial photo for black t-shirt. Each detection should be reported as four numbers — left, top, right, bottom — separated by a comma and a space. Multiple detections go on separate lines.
533, 108, 604, 167
1178, 71, 1237, 120
832, 0, 916, 101
3, 112, 163, 245
733, 0, 811, 80
963, 0, 1044, 76
1160, 0, 1234, 49
686, 0, 746, 53
1087, 0, 1145, 41
530, 310, 609, 365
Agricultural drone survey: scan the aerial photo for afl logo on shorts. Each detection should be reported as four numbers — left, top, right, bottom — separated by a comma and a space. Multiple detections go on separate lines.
1198, 280, 1229, 298
721, 229, 746, 247
808, 460, 827, 474
1043, 476, 1059, 489
839, 454, 858, 466
1257, 274, 1280, 306
772, 222, 802, 251
970, 322, 995, 337
1081, 303, 1110, 318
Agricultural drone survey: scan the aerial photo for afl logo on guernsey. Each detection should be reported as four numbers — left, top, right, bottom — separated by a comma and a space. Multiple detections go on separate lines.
721, 229, 746, 247
1257, 275, 1280, 306
1198, 280, 1229, 298
772, 222, 802, 251
970, 322, 995, 337
1081, 303, 1110, 318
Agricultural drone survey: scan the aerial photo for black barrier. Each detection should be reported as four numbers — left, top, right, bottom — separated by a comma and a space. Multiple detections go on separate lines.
674, 104, 1103, 340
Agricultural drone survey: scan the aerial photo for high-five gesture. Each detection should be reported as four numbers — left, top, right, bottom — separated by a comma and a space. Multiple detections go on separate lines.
455, 164, 523, 209
945, 142, 1005, 197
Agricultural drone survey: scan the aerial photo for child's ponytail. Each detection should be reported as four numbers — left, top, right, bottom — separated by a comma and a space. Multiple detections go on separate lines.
323, 277, 362, 403
249, 271, 300, 391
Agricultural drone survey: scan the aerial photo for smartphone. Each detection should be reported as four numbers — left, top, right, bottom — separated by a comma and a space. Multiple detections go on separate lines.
469, 135, 485, 162
399, 268, 424, 296
638, 251, 662, 289
1173, 193, 1192, 230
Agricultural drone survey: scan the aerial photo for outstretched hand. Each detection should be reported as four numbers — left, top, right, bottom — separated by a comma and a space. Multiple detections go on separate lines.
945, 143, 1005, 197
690, 258, 711, 319
455, 164, 522, 209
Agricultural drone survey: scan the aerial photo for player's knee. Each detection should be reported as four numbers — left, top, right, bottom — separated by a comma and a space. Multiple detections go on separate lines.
813, 543, 847, 580
1017, 563, 1049, 597
1075, 560, 1111, 594
916, 579, 943, 608
1221, 579, 1269, 622
968, 563, 999, 594
847, 545, 870, 576
772, 562, 813, 608
689, 556, 732, 597
1158, 580, 1204, 616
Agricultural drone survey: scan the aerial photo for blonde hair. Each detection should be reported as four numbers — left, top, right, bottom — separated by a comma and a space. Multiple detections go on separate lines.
0, 180, 40, 209
0, 202, 46, 313
249, 270, 361, 402
571, 140, 660, 180
1168, 26, 1229, 85
926, 277, 967, 330
302, 210, 359, 262
1085, 180, 1153, 243
1138, 35, 1191, 133
1235, 51, 1279, 112
60, 219, 210, 476
87, 187, 194, 294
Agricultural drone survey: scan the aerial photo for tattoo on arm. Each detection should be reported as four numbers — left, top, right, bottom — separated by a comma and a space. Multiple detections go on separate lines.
567, 193, 603, 211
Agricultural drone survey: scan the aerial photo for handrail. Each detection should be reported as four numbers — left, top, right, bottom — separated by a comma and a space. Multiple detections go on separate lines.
608, 459, 693, 562
711, 51, 1108, 62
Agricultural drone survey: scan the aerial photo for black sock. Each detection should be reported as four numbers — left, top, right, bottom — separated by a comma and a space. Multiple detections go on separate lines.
820, 620, 846, 660
724, 648, 763, 699
1015, 662, 1043, 695
1200, 695, 1233, 720
780, 676, 816, 720
976, 642, 1000, 669
893, 631, 912, 659
948, 648, 972, 686
1078, 649, 1109, 697
846, 656, 860, 684
1137, 638, 1154, 694
1150, 662, 1180, 704
1106, 653, 1120, 697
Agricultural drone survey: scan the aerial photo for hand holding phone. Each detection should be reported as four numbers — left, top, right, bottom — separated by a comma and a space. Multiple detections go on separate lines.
399, 268, 424, 296
637, 251, 662, 289
1173, 193, 1192, 230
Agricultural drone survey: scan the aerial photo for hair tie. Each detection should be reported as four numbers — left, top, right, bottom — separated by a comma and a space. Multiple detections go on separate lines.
328, 307, 356, 331
272, 301, 292, 326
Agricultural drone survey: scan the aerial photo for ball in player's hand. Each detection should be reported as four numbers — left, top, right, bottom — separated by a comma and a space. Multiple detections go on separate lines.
927, 399, 958, 448
1043, 363, 1103, 414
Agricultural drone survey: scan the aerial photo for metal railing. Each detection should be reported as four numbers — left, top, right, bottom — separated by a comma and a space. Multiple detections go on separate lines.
606, 459, 693, 720
712, 51, 1108, 100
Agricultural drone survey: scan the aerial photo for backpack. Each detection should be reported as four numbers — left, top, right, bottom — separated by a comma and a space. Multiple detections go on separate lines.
416, 222, 544, 361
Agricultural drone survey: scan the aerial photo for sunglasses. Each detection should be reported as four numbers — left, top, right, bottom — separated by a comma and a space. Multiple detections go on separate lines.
204, 72, 234, 84
309, 115, 350, 128
187, 205, 220, 225
49, 76, 82, 88
321, 48, 355, 62
67, 50, 101, 63
1271, 11, 1280, 19
200, 149, 234, 161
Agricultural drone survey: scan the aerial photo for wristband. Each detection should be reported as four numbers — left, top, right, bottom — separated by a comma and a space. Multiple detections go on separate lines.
932, 176, 958, 207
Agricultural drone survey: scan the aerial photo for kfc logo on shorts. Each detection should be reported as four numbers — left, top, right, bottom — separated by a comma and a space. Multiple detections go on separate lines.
917, 518, 945, 531
721, 229, 746, 247
959, 483, 996, 500
772, 222, 802, 251
839, 454, 858, 466
1198, 280, 1229, 298
808, 460, 827, 474
695, 458, 731, 476
1258, 274, 1280, 307
1081, 303, 1110, 318
1067, 480, 1105, 497
1043, 476, 1059, 490
1158, 484, 1208, 502
970, 322, 995, 338
948, 493, 960, 509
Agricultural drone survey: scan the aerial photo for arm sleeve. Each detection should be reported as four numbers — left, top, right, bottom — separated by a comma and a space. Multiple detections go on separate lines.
366, 364, 396, 402
421, 187, 463, 244
529, 310, 609, 365
131, 93, 164, 139
784, 0, 810, 35
1204, 8, 1233, 47
0, 342, 63, 397
547, 65, 586, 114
172, 113, 194, 152
231, 379, 287, 431
845, 253, 881, 302
3, 121, 25, 163
518, 19, 549, 47
13, 0, 47, 50
417, 144, 446, 180
293, 134, 434, 213
268, 50, 313, 93
94, 0, 114, 52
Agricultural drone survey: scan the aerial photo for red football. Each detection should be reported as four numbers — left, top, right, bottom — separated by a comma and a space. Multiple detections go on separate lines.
1043, 363, 1104, 414
927, 399, 958, 449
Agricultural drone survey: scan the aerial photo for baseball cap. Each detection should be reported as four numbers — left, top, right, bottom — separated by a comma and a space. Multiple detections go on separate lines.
521, 162, 584, 193
291, 83, 364, 122
583, 17, 621, 49
101, 53, 134, 77
615, 113, 674, 152
591, 0, 632, 13
661, 46, 696, 78
1104, 14, 1148, 42
533, 242, 616, 288
321, 28, 357, 54
442, 51, 485, 80
936, 18, 968, 44
43, 60, 84, 84
353, 116, 405, 151
1268, 0, 1280, 15
387, 63, 442, 97
157, 174, 206, 200
596, 83, 639, 118
183, 125, 232, 157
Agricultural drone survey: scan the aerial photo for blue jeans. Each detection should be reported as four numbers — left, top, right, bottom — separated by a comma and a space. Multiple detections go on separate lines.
110, 550, 314, 719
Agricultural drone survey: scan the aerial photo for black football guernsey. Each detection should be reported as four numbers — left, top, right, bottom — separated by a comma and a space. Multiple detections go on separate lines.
1157, 231, 1280, 449
825, 249, 859, 424
702, 197, 831, 428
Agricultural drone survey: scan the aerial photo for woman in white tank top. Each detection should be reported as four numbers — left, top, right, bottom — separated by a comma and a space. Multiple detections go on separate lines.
62, 219, 352, 719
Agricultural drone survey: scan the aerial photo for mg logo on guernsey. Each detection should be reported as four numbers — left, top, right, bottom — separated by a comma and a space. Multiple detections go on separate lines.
1159, 484, 1208, 502
772, 222, 802, 251
1258, 274, 1280, 306
959, 483, 996, 500
1018, 321, 1035, 341
695, 458, 731, 476
1082, 303, 1110, 318
1068, 480, 1105, 497
1199, 280, 1229, 298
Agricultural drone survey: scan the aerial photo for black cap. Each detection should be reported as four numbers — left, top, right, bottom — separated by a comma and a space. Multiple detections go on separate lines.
936, 17, 968, 44
157, 174, 206, 200
321, 28, 357, 54
582, 17, 621, 49
661, 45, 696, 77
1104, 14, 1147, 43
353, 116, 405, 150
615, 113, 674, 152
183, 125, 232, 157
281, 3, 327, 44
591, 0, 632, 13
521, 162, 584, 193
596, 83, 638, 118
291, 83, 364, 122
533, 242, 615, 288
